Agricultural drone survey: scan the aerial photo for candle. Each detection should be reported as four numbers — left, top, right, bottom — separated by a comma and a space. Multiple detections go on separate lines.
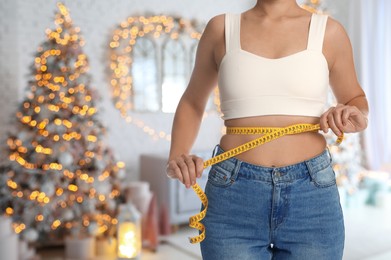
117, 204, 141, 260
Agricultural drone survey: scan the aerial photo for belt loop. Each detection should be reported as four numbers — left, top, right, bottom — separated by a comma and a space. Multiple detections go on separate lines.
232, 156, 242, 181
305, 160, 314, 179
235, 157, 242, 173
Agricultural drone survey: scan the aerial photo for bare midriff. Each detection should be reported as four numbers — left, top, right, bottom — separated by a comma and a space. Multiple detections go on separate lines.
220, 115, 327, 167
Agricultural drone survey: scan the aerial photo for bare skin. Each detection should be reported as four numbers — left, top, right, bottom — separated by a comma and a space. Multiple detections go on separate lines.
167, 0, 369, 189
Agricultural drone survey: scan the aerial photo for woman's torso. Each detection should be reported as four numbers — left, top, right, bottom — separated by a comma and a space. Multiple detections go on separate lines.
215, 10, 330, 167
220, 116, 326, 167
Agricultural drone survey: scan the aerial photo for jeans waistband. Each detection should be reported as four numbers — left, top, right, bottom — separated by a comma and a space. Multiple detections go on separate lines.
211, 145, 332, 182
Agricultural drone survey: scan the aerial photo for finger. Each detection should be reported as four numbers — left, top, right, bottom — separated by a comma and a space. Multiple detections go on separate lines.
193, 156, 204, 178
178, 156, 191, 188
327, 113, 342, 136
333, 106, 345, 130
184, 155, 197, 186
173, 166, 184, 183
341, 107, 350, 127
319, 115, 329, 133
167, 161, 183, 183
320, 108, 332, 133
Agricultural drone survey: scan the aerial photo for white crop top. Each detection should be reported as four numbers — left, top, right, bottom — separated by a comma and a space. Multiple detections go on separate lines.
218, 13, 330, 120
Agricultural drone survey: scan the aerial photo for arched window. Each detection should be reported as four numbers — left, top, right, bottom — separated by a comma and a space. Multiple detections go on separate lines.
132, 37, 159, 112
109, 15, 218, 115
162, 39, 187, 113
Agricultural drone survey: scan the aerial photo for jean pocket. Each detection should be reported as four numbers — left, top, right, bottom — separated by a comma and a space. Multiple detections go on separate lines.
310, 164, 337, 188
207, 163, 238, 188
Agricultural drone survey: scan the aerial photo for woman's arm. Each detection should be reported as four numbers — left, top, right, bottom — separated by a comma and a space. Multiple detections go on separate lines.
320, 17, 369, 136
166, 15, 224, 188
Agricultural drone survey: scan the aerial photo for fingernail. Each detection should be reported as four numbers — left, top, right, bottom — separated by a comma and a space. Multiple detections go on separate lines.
192, 181, 195, 185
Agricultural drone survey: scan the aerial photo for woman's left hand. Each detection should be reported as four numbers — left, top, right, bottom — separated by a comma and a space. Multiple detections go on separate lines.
320, 104, 368, 136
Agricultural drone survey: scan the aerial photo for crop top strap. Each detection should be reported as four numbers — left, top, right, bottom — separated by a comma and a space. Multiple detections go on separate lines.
225, 13, 241, 52
307, 13, 328, 52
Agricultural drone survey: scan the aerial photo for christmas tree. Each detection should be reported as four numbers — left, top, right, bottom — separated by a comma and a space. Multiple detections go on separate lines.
0, 3, 124, 244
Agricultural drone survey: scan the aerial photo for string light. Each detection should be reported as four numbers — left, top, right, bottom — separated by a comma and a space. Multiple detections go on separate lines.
5, 207, 14, 216
36, 215, 44, 222
109, 15, 217, 142
51, 220, 61, 230
7, 180, 18, 189
14, 223, 26, 234
68, 184, 78, 192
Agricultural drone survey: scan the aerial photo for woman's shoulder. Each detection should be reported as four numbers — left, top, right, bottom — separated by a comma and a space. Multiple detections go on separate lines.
325, 15, 349, 39
200, 14, 226, 42
205, 13, 225, 32
323, 15, 354, 66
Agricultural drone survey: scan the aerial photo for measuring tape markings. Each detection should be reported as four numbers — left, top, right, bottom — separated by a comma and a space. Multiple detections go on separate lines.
188, 123, 343, 244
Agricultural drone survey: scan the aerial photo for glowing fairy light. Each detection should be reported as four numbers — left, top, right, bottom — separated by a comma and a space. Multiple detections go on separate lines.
109, 15, 212, 142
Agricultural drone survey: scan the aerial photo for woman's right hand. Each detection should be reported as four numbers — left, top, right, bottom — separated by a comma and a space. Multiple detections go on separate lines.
166, 154, 204, 188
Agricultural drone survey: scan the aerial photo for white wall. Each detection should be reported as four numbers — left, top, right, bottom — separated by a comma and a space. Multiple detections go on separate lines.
0, 0, 356, 180
0, 0, 20, 152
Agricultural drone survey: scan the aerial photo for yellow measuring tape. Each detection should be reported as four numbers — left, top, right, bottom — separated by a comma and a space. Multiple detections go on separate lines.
188, 123, 343, 244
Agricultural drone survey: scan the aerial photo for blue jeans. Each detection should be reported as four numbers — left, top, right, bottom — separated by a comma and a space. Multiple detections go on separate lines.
200, 146, 344, 260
